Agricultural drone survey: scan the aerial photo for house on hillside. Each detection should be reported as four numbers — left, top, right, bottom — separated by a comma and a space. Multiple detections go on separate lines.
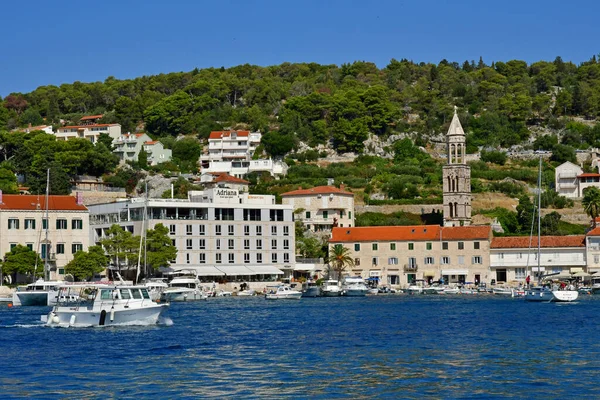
55, 123, 121, 143
200, 172, 250, 192
113, 133, 171, 165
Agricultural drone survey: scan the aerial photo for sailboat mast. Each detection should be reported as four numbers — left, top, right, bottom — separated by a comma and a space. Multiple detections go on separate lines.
44, 168, 50, 281
537, 155, 542, 283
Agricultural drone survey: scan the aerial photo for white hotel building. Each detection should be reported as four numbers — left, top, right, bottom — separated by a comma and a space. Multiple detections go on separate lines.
86, 188, 295, 281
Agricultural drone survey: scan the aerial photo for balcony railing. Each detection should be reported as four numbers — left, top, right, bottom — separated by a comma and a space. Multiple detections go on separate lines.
404, 264, 418, 272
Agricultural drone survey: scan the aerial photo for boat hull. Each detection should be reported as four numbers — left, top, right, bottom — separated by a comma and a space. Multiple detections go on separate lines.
162, 289, 207, 302
344, 289, 367, 297
321, 290, 341, 297
525, 288, 554, 302
45, 304, 168, 327
301, 287, 321, 298
13, 291, 57, 306
551, 290, 579, 302
265, 293, 302, 300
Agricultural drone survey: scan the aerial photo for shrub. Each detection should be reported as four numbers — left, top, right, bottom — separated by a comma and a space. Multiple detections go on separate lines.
480, 150, 507, 165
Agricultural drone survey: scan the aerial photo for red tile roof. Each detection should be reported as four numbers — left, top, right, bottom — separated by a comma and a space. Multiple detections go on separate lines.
0, 195, 87, 211
213, 173, 249, 184
587, 227, 600, 236
80, 114, 104, 121
441, 226, 492, 240
144, 141, 159, 145
331, 225, 491, 243
282, 185, 353, 196
209, 131, 250, 139
58, 124, 118, 130
490, 236, 585, 248
578, 173, 600, 178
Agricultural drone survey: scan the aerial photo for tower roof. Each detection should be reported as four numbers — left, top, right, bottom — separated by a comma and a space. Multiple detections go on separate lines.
447, 107, 465, 137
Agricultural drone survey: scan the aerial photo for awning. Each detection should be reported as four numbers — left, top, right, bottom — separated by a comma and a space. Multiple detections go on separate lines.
441, 269, 468, 275
247, 266, 284, 275
177, 266, 224, 276
570, 267, 584, 273
369, 270, 380, 276
215, 266, 255, 276
423, 270, 436, 276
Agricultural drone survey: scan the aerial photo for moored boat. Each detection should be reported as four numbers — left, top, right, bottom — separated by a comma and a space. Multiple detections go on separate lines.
265, 285, 302, 300
161, 276, 208, 302
342, 276, 368, 297
12, 280, 62, 306
321, 279, 342, 297
301, 280, 321, 297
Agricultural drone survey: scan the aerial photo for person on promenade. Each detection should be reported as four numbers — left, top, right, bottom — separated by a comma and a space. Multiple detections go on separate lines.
525, 275, 531, 288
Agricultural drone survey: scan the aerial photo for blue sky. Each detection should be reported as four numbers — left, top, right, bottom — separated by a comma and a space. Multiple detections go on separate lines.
1, 0, 597, 96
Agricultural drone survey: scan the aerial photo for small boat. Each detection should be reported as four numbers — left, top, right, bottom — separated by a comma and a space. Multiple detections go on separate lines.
161, 276, 208, 302
236, 289, 256, 296
492, 286, 513, 296
301, 280, 321, 298
42, 284, 169, 327
367, 288, 379, 295
406, 280, 426, 295
321, 280, 342, 297
143, 279, 168, 301
265, 285, 302, 300
12, 280, 63, 306
443, 287, 460, 294
342, 276, 368, 297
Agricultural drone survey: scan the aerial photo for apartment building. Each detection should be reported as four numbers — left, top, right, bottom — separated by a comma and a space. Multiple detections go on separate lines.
200, 172, 250, 192
55, 123, 121, 143
87, 188, 295, 281
329, 225, 491, 287
113, 133, 172, 165
0, 193, 89, 281
490, 236, 586, 283
282, 185, 355, 231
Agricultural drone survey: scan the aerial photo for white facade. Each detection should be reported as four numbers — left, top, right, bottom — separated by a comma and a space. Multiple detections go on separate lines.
143, 141, 172, 166
55, 124, 121, 143
555, 161, 583, 198
202, 159, 288, 177
282, 186, 355, 231
87, 188, 295, 279
113, 133, 172, 165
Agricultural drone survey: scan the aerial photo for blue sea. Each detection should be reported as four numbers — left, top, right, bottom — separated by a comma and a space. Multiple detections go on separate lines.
1, 294, 600, 399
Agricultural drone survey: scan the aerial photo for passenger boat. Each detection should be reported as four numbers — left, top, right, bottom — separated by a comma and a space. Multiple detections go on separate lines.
321, 279, 342, 297
42, 284, 169, 327
161, 276, 208, 302
12, 280, 62, 306
342, 276, 368, 297
265, 285, 302, 300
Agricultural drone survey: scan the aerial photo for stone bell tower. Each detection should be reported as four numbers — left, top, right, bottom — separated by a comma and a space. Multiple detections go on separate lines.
442, 107, 471, 226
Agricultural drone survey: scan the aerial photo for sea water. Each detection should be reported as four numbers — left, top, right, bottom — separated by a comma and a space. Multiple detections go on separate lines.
1, 294, 600, 399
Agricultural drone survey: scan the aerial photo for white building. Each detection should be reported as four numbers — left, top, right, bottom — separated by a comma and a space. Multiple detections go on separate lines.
113, 133, 172, 165
555, 161, 583, 198
55, 123, 121, 143
0, 193, 89, 281
200, 172, 250, 192
490, 236, 586, 283
200, 130, 287, 177
87, 188, 295, 281
16, 124, 54, 134
282, 185, 355, 231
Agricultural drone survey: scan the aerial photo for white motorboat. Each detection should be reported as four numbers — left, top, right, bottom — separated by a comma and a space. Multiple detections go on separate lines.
492, 286, 514, 296
161, 276, 208, 302
12, 280, 62, 306
321, 279, 342, 297
265, 285, 302, 300
342, 276, 368, 297
236, 289, 256, 296
367, 288, 379, 295
143, 279, 168, 301
443, 287, 460, 294
406, 280, 426, 295
42, 284, 169, 327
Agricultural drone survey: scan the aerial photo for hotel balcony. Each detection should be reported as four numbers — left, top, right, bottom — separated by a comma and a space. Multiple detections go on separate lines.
404, 264, 418, 272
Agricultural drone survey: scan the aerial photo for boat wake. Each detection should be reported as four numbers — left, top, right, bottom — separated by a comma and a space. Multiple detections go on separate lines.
0, 323, 44, 329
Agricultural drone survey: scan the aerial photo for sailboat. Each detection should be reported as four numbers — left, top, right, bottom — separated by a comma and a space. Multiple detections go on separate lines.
12, 169, 62, 306
524, 156, 578, 303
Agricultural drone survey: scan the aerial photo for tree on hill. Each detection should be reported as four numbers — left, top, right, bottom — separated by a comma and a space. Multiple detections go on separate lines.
583, 186, 600, 228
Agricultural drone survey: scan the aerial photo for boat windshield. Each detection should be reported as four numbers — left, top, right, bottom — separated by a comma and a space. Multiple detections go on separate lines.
172, 283, 195, 289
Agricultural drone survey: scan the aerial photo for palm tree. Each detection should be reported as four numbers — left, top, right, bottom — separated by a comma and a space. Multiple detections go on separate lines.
583, 186, 600, 228
327, 244, 354, 281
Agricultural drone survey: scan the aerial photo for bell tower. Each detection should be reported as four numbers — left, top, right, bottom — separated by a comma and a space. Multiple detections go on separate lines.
442, 107, 471, 226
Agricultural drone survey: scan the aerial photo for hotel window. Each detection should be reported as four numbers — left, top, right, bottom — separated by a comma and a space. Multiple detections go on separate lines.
372, 257, 378, 266
8, 218, 19, 229
186, 254, 190, 264
42, 218, 48, 230
354, 243, 361, 251
215, 208, 234, 221
270, 209, 284, 221
244, 225, 250, 236
199, 239, 206, 249
257, 253, 262, 263
171, 239, 176, 247
283, 226, 289, 236
199, 254, 206, 264
10, 243, 17, 250
284, 239, 289, 250
408, 243, 414, 250
56, 219, 67, 230
458, 242, 464, 250
426, 243, 432, 250
169, 224, 176, 235
228, 239, 234, 250
72, 219, 83, 230
458, 256, 465, 265
257, 239, 262, 250
186, 225, 193, 235
186, 239, 193, 250
228, 225, 234, 235
388, 257, 398, 265
26, 243, 33, 251
515, 268, 526, 279
271, 239, 277, 250
271, 226, 277, 235
472, 256, 482, 264
442, 242, 448, 250
441, 256, 450, 265
284, 253, 290, 263
199, 225, 205, 235
474, 242, 480, 250
72, 243, 83, 254
56, 244, 65, 254
349, 212, 352, 219
244, 253, 250, 263
25, 219, 36, 230
305, 211, 311, 219
216, 253, 222, 264
229, 253, 235, 263
216, 239, 221, 250
390, 243, 396, 251
256, 226, 262, 236
244, 209, 262, 221
595, 255, 600, 264
355, 258, 361, 266
244, 239, 250, 249
408, 257, 417, 268
215, 225, 222, 236
272, 253, 278, 263
372, 243, 378, 251
323, 211, 329, 219
424, 257, 434, 265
